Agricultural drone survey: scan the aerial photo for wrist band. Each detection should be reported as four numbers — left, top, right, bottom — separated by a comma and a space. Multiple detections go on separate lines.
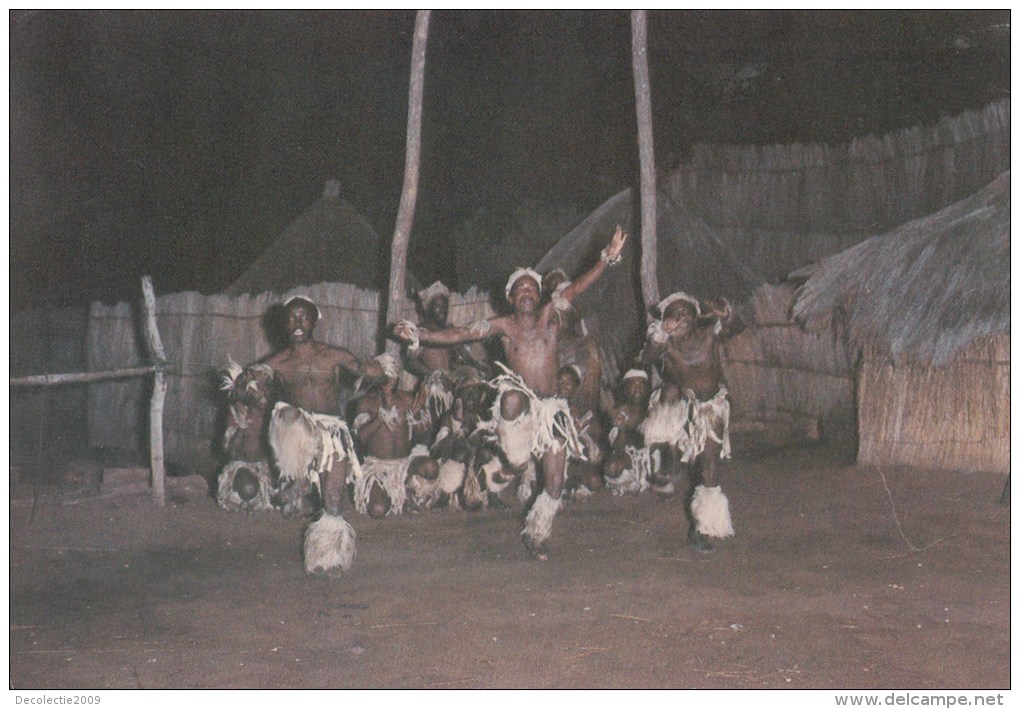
600, 246, 622, 266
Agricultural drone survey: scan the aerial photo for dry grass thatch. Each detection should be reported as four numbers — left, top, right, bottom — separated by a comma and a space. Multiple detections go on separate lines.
533, 102, 1009, 371
721, 284, 856, 448
671, 100, 1009, 237
857, 336, 1009, 473
226, 182, 414, 295
792, 171, 1009, 367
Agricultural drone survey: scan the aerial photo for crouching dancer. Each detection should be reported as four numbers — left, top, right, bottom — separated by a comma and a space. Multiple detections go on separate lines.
393, 226, 627, 559
351, 354, 438, 518
637, 292, 738, 553
218, 360, 278, 512
604, 368, 654, 495
263, 295, 381, 577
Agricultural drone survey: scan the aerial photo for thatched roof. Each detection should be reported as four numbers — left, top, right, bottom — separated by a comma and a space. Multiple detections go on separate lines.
532, 103, 1009, 371
792, 172, 1010, 367
226, 181, 415, 295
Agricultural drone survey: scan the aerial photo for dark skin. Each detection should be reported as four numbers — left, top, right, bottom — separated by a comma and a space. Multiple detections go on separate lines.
604, 375, 651, 480
223, 367, 276, 464
430, 383, 492, 464
405, 294, 454, 379
404, 294, 491, 383
403, 294, 491, 447
354, 373, 436, 518
636, 298, 733, 488
263, 301, 382, 516
393, 227, 627, 558
557, 368, 604, 492
264, 303, 368, 416
543, 272, 603, 413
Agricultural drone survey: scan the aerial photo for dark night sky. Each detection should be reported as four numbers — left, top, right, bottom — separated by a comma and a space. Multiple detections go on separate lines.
8, 10, 1010, 307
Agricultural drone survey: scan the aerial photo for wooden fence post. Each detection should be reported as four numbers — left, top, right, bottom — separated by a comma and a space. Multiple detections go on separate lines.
631, 10, 660, 317
385, 9, 431, 356
141, 276, 168, 507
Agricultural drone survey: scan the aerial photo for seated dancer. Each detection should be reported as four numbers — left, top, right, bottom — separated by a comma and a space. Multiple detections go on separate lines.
262, 295, 381, 576
636, 291, 739, 553
556, 363, 605, 496
217, 360, 278, 512
393, 226, 627, 560
401, 281, 491, 443
423, 369, 502, 511
351, 354, 438, 518
604, 368, 654, 495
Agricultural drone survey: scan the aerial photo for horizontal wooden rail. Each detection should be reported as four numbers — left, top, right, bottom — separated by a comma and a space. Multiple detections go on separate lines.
10, 363, 173, 387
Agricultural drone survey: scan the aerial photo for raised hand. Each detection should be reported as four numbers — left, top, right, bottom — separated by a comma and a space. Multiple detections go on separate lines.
392, 320, 416, 342
705, 298, 732, 321
602, 225, 628, 264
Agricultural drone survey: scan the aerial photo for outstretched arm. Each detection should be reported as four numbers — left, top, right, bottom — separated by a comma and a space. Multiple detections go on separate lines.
331, 348, 384, 383
559, 226, 627, 304
393, 318, 504, 348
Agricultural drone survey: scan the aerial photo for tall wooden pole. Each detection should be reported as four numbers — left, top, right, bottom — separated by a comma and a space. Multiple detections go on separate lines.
631, 10, 660, 317
385, 10, 431, 355
141, 275, 168, 507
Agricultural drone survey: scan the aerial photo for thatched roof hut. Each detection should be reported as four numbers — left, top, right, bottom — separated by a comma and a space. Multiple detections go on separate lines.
535, 101, 1009, 370
226, 180, 417, 294
531, 103, 1007, 452
793, 172, 1010, 473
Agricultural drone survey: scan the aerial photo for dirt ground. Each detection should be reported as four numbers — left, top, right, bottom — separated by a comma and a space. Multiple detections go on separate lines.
9, 443, 1011, 689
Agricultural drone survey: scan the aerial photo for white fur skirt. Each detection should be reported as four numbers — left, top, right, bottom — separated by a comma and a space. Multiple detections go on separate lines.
640, 387, 731, 463
489, 364, 585, 469
269, 402, 363, 490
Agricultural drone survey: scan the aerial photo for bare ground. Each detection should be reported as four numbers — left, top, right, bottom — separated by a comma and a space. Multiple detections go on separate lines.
9, 444, 1010, 689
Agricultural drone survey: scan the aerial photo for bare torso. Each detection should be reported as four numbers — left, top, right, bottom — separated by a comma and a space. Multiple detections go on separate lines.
355, 389, 416, 459
495, 307, 560, 397
658, 325, 725, 401
419, 345, 453, 373
264, 341, 359, 415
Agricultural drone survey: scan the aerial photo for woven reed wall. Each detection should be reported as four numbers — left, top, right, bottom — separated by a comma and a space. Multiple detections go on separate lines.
857, 335, 1009, 474
670, 101, 1009, 236
10, 306, 90, 460
722, 284, 856, 448
85, 282, 495, 463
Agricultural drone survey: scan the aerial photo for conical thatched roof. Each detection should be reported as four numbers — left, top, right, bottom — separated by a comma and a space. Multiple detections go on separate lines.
226, 181, 412, 295
792, 172, 1010, 367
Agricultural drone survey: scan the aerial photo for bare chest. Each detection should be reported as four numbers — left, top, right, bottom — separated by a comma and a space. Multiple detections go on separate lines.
663, 332, 715, 373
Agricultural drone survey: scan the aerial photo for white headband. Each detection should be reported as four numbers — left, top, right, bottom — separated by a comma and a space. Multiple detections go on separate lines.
622, 369, 648, 381
374, 353, 400, 379
283, 295, 322, 320
657, 291, 700, 318
418, 280, 450, 305
505, 268, 542, 301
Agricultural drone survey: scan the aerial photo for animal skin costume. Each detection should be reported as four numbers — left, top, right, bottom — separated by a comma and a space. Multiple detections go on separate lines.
269, 401, 363, 575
